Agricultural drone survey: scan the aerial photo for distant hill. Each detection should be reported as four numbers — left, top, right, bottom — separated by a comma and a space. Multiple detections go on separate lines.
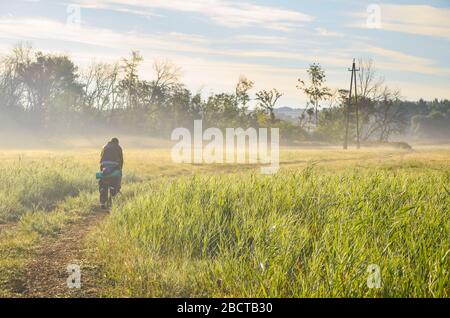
274, 107, 305, 123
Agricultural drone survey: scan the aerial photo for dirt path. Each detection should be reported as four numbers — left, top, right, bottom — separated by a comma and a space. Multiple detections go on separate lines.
22, 211, 108, 298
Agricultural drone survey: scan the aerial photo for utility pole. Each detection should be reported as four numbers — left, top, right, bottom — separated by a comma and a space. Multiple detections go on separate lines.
343, 59, 360, 150
343, 62, 354, 150
353, 59, 361, 149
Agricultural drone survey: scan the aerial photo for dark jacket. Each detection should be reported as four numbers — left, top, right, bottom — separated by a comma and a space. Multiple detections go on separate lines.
100, 142, 123, 170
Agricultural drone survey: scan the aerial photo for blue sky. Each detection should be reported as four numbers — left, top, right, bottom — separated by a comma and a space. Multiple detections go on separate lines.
0, 0, 449, 107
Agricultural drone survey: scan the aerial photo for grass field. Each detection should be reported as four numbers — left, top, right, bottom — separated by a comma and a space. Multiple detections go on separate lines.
0, 144, 448, 297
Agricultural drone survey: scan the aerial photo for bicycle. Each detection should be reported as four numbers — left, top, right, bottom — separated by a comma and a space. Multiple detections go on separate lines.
105, 185, 115, 209
98, 174, 120, 210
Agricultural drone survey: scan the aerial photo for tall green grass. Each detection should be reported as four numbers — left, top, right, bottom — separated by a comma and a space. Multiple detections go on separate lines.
94, 167, 449, 297
0, 159, 95, 222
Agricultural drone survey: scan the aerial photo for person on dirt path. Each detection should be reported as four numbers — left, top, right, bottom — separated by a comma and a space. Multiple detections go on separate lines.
99, 137, 123, 209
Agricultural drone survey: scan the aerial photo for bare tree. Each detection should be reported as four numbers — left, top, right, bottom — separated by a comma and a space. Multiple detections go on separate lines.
372, 87, 405, 141
150, 59, 182, 105
0, 43, 33, 111
153, 59, 182, 89
82, 62, 119, 111
357, 58, 385, 100
356, 59, 405, 141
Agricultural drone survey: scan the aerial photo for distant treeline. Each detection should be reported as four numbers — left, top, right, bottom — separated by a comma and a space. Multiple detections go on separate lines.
1, 44, 449, 142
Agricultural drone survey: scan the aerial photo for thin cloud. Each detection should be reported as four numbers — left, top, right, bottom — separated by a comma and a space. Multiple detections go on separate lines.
360, 45, 450, 76
233, 35, 289, 45
1, 14, 449, 105
316, 27, 344, 38
1, 17, 447, 77
351, 4, 450, 41
0, 18, 213, 54
72, 0, 314, 31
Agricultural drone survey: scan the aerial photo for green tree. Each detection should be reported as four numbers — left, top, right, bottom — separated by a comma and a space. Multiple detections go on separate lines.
315, 89, 347, 141
235, 75, 254, 109
255, 88, 283, 124
120, 51, 143, 110
17, 51, 83, 128
297, 63, 332, 126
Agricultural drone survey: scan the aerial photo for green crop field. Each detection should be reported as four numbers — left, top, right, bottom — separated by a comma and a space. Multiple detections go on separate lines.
0, 145, 449, 297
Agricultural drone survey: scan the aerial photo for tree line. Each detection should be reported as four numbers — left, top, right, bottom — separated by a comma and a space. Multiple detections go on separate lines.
1, 43, 449, 143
